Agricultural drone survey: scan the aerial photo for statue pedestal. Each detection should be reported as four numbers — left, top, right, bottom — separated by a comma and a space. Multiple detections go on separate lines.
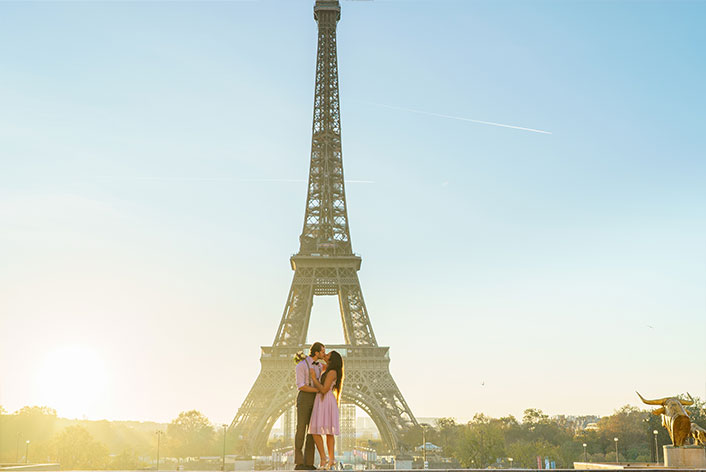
663, 445, 706, 468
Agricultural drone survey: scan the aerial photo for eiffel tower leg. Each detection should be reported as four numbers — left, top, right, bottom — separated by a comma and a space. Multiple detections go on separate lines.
274, 270, 314, 347
342, 347, 418, 452
338, 270, 377, 346
229, 351, 298, 454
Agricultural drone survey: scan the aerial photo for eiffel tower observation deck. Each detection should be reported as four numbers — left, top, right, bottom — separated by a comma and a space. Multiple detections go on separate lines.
229, 0, 418, 454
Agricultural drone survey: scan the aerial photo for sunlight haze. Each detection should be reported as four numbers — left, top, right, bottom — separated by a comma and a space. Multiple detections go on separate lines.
1, 0, 705, 429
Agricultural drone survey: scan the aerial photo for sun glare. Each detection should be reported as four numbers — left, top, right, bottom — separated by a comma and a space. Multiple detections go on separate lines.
35, 345, 110, 419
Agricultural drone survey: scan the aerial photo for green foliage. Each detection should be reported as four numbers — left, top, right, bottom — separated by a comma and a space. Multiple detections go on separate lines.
0, 406, 221, 465
595, 405, 650, 460
523, 408, 550, 426
1, 405, 60, 457
399, 427, 422, 452
107, 449, 146, 469
401, 399, 706, 469
166, 410, 216, 458
455, 414, 506, 468
3, 398, 706, 468
0, 405, 166, 464
685, 395, 706, 427
506, 439, 558, 468
52, 425, 109, 469
15, 406, 57, 417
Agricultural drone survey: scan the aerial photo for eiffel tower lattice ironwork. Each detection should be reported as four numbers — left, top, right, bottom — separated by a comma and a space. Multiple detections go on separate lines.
229, 0, 418, 454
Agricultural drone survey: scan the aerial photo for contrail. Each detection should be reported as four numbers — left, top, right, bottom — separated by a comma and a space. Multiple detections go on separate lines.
95, 176, 375, 184
364, 101, 552, 135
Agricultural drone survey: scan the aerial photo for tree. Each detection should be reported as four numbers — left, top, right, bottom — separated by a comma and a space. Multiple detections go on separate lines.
400, 426, 422, 452
11, 405, 59, 447
523, 409, 550, 427
557, 440, 584, 468
107, 449, 145, 470
14, 406, 57, 417
53, 425, 109, 469
167, 410, 215, 458
434, 418, 460, 454
597, 405, 649, 461
506, 439, 558, 468
454, 414, 505, 468
685, 395, 706, 429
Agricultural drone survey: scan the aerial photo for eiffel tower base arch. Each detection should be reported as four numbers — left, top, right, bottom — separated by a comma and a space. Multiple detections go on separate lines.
230, 346, 416, 454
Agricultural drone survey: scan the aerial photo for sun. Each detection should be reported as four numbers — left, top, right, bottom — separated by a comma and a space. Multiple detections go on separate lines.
35, 345, 110, 419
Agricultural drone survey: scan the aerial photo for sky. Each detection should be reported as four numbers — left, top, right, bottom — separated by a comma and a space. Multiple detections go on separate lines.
1, 0, 705, 429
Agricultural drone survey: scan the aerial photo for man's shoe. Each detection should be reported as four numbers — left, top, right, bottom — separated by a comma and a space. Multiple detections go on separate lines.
294, 465, 307, 470
305, 466, 318, 470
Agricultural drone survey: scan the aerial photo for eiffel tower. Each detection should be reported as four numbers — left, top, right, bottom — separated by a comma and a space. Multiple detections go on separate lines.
229, 0, 417, 455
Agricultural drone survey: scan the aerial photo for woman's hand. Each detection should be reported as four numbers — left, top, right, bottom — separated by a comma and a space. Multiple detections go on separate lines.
309, 368, 324, 392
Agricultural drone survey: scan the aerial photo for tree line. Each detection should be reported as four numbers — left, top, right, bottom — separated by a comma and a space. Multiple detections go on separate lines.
405, 397, 706, 469
0, 407, 223, 469
1, 397, 705, 469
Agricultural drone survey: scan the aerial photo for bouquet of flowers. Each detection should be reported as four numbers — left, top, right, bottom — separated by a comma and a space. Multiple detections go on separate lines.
293, 351, 307, 364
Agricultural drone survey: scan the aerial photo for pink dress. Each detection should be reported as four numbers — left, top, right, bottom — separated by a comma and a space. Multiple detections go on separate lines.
309, 371, 340, 435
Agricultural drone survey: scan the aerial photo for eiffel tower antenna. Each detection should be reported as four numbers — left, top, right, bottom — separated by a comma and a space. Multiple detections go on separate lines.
230, 0, 417, 454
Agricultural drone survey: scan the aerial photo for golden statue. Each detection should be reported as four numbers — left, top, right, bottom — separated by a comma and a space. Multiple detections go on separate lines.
692, 424, 706, 446
637, 392, 694, 447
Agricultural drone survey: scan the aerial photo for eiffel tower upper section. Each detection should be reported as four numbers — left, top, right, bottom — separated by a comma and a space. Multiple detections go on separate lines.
271, 0, 378, 348
299, 0, 351, 257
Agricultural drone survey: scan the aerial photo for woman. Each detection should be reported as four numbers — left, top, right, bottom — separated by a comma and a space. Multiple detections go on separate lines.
309, 350, 344, 470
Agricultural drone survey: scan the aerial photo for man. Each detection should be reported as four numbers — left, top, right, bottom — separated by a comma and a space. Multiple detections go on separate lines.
294, 342, 326, 470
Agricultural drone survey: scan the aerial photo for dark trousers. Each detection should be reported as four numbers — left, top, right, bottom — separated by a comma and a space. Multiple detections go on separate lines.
294, 390, 316, 467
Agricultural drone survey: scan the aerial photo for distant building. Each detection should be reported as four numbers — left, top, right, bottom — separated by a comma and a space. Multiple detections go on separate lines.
417, 417, 442, 427
356, 416, 379, 439
415, 442, 441, 452
338, 403, 356, 454
283, 405, 296, 441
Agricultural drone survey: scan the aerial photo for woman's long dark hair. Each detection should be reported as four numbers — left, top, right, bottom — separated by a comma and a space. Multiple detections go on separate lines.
321, 351, 344, 403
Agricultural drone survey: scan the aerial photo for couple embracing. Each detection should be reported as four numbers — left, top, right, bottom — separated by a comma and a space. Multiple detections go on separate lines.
294, 342, 344, 470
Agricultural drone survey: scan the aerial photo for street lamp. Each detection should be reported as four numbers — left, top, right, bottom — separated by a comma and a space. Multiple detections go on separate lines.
222, 424, 228, 472
156, 431, 164, 470
508, 457, 513, 469
420, 423, 429, 469
614, 437, 619, 463
653, 430, 659, 464
25, 440, 30, 464
583, 443, 587, 462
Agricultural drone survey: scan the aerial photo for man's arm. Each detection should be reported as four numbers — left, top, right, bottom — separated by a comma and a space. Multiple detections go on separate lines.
295, 360, 319, 393
310, 369, 334, 394
310, 368, 323, 393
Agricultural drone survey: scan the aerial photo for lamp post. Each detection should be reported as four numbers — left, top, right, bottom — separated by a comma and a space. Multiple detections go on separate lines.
508, 457, 513, 469
25, 440, 30, 464
583, 443, 587, 462
156, 430, 164, 470
614, 437, 619, 463
653, 430, 659, 464
420, 423, 429, 469
222, 424, 228, 472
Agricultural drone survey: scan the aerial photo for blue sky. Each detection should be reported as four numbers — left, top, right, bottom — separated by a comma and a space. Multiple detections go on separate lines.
1, 0, 704, 425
